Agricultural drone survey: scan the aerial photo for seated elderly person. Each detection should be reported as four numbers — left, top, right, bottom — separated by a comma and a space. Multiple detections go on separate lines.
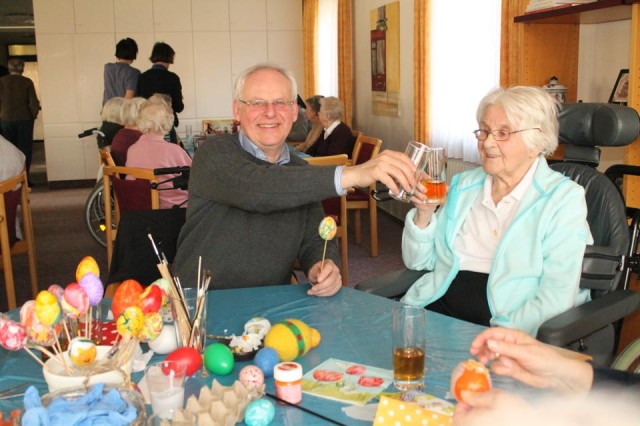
401, 86, 592, 336
110, 97, 145, 166
98, 96, 125, 148
125, 99, 191, 209
295, 95, 324, 153
306, 96, 355, 158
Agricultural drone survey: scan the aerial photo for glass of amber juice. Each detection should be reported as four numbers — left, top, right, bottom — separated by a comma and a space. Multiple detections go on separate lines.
421, 147, 447, 204
392, 305, 426, 390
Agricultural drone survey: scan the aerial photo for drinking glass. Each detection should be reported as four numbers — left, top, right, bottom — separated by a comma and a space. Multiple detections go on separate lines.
146, 360, 187, 419
421, 147, 447, 204
389, 141, 431, 203
392, 305, 426, 390
170, 288, 207, 352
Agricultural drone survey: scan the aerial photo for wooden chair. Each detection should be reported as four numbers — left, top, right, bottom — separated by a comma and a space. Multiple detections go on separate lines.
304, 154, 349, 285
99, 149, 116, 167
102, 165, 160, 269
347, 135, 382, 257
0, 170, 38, 309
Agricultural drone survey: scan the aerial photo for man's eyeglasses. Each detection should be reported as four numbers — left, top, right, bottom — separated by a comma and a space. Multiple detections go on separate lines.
238, 99, 295, 111
473, 128, 541, 142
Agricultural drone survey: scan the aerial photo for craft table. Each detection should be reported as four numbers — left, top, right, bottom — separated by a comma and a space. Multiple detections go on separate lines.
0, 285, 516, 424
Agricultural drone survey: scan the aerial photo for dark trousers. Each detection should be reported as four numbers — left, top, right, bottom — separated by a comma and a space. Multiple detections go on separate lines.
1, 119, 35, 174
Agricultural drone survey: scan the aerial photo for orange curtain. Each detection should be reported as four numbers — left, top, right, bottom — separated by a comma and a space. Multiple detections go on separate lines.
414, 1, 430, 144
303, 0, 318, 99
337, 0, 353, 127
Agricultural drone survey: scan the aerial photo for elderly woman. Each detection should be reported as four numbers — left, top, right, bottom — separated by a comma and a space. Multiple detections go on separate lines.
125, 99, 191, 209
306, 96, 355, 158
295, 95, 324, 153
98, 96, 124, 148
401, 86, 592, 336
110, 97, 145, 166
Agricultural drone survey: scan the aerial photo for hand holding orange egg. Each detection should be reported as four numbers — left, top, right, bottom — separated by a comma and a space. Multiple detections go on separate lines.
450, 359, 492, 402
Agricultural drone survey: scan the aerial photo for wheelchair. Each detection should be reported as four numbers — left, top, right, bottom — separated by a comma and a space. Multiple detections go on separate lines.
356, 102, 640, 367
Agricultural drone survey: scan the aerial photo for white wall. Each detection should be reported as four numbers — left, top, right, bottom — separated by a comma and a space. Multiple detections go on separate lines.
33, 0, 304, 182
577, 19, 631, 173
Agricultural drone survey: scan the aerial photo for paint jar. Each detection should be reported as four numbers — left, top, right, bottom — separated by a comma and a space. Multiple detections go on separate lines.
274, 362, 303, 404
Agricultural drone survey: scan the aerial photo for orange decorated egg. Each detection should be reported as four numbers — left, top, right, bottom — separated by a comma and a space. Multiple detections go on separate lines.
450, 359, 491, 402
111, 279, 144, 319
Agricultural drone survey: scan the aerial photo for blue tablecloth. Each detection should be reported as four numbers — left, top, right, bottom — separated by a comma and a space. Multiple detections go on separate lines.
0, 285, 503, 425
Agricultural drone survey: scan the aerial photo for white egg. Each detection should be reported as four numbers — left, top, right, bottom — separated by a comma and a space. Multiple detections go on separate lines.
148, 324, 178, 354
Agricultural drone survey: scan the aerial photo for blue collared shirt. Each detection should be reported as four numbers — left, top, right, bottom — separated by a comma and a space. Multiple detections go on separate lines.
238, 130, 345, 194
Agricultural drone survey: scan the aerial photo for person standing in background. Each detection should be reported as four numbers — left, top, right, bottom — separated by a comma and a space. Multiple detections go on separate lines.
0, 59, 40, 185
103, 38, 140, 105
137, 42, 184, 143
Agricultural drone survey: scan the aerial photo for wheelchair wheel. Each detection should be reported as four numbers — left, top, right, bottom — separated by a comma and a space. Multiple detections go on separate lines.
84, 183, 112, 247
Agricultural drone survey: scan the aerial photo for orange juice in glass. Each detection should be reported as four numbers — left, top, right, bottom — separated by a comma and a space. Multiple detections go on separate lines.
422, 147, 446, 204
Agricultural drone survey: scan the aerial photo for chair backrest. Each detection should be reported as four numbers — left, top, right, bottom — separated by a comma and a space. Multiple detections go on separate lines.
351, 135, 382, 166
304, 153, 349, 167
0, 173, 25, 247
99, 149, 116, 167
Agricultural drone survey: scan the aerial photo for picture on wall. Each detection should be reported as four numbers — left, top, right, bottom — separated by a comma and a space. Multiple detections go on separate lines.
609, 69, 629, 105
371, 2, 400, 117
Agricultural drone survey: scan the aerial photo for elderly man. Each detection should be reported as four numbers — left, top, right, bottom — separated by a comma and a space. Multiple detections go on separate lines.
173, 63, 416, 296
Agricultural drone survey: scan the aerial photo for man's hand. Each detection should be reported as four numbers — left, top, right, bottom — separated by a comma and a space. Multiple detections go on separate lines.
307, 259, 342, 297
453, 389, 535, 426
341, 150, 417, 195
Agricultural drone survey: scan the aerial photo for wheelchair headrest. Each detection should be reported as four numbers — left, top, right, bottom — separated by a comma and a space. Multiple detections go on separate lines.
558, 103, 640, 148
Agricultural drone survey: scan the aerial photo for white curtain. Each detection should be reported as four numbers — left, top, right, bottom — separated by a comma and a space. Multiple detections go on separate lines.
430, 0, 501, 163
317, 0, 338, 96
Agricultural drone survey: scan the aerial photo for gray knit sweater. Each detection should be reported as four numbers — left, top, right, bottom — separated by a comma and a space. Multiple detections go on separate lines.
172, 133, 340, 289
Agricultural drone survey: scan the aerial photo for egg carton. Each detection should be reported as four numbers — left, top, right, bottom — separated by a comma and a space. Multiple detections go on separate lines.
157, 380, 265, 426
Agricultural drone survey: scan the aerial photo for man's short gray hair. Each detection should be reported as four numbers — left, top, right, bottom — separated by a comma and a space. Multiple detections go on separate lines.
233, 63, 297, 101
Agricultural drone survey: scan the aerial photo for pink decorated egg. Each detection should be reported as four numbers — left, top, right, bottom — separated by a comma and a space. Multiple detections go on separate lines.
60, 283, 90, 319
0, 318, 26, 351
239, 365, 264, 389
48, 284, 64, 301
78, 272, 104, 307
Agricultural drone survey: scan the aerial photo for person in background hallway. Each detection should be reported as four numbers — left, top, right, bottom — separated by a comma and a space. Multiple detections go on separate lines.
453, 327, 640, 426
306, 96, 355, 158
0, 59, 40, 186
98, 97, 125, 148
125, 99, 191, 209
110, 97, 145, 166
137, 42, 184, 143
295, 95, 324, 153
102, 38, 140, 105
286, 95, 310, 142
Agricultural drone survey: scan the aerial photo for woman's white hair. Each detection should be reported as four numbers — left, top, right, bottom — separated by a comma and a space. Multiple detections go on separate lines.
319, 97, 344, 122
100, 97, 125, 124
119, 97, 146, 127
136, 100, 174, 135
476, 86, 560, 155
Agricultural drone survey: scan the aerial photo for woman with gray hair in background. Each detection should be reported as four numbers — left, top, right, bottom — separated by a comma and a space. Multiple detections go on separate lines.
306, 96, 355, 158
400, 86, 592, 336
98, 96, 125, 148
125, 98, 191, 209
110, 97, 145, 166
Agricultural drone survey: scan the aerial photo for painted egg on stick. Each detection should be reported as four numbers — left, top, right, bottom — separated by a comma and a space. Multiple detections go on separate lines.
48, 284, 64, 301
151, 278, 170, 306
34, 290, 62, 327
137, 285, 163, 314
318, 216, 337, 240
139, 312, 163, 342
60, 284, 90, 319
111, 279, 144, 319
78, 272, 104, 307
0, 318, 26, 351
75, 256, 100, 283
116, 306, 144, 338
68, 337, 97, 366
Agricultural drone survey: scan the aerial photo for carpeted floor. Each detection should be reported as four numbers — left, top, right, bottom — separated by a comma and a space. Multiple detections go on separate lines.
2, 147, 407, 311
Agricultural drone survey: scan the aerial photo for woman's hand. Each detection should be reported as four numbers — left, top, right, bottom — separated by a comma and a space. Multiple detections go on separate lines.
410, 179, 438, 229
307, 259, 342, 297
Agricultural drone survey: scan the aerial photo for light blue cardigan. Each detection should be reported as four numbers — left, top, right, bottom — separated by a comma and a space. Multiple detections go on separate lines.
401, 158, 592, 336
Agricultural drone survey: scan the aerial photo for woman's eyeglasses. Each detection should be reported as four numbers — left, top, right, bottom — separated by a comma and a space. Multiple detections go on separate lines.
473, 128, 541, 142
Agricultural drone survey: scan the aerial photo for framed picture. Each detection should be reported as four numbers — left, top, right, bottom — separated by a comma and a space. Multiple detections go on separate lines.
609, 69, 629, 105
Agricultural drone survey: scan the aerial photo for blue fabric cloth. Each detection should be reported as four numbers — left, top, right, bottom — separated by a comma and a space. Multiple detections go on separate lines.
401, 157, 593, 336
21, 383, 137, 426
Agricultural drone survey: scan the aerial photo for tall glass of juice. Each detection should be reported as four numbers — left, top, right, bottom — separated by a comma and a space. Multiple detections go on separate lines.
421, 147, 447, 204
392, 305, 426, 390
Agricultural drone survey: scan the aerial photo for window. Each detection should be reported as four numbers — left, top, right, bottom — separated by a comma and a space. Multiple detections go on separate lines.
316, 0, 338, 96
429, 0, 501, 163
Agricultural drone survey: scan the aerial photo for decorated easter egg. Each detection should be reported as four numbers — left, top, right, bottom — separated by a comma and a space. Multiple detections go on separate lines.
254, 347, 280, 378
137, 285, 163, 314
204, 343, 234, 375
318, 216, 337, 240
151, 278, 171, 305
47, 284, 64, 301
111, 279, 144, 319
60, 283, 90, 319
34, 290, 61, 326
244, 399, 275, 426
148, 324, 178, 354
263, 319, 321, 362
244, 317, 271, 338
78, 272, 104, 307
165, 347, 202, 376
76, 256, 100, 283
68, 337, 97, 366
20, 301, 58, 346
116, 306, 144, 338
139, 312, 163, 342
0, 317, 26, 351
450, 359, 492, 402
239, 365, 265, 389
